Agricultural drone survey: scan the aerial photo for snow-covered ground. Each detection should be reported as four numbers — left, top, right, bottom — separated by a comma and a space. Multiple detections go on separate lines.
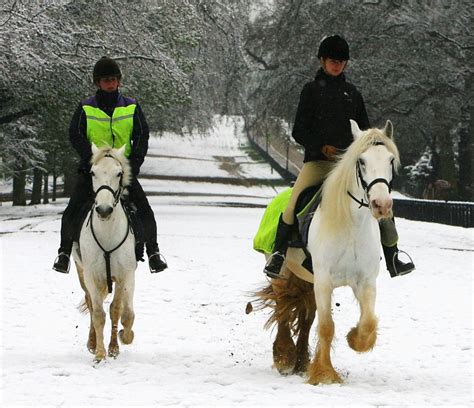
1, 117, 473, 407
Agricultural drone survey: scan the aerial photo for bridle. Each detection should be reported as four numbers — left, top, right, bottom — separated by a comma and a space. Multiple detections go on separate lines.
92, 154, 124, 208
93, 184, 122, 207
347, 142, 394, 209
87, 154, 130, 293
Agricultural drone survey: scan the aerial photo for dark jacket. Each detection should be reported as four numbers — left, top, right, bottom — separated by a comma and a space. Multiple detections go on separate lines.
292, 68, 370, 162
69, 89, 150, 176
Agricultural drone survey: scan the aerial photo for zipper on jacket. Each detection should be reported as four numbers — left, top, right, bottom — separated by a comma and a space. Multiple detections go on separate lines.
110, 116, 115, 148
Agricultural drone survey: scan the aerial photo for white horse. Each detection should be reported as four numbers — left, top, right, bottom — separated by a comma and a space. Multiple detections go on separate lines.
73, 144, 137, 363
253, 120, 400, 384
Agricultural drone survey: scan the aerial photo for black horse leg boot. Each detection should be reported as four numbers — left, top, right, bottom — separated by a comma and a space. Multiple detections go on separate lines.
263, 214, 293, 279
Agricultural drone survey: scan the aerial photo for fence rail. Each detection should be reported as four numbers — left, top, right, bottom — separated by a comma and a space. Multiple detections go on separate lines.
247, 129, 473, 228
392, 198, 473, 228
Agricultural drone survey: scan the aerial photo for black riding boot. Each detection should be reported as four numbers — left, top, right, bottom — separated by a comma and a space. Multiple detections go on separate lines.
52, 242, 73, 274
147, 243, 168, 273
128, 179, 167, 273
263, 214, 293, 279
53, 172, 92, 274
383, 244, 415, 278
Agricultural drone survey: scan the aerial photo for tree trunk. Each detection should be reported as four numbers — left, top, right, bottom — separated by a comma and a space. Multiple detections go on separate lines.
52, 149, 57, 201
433, 101, 457, 199
12, 166, 27, 206
52, 173, 57, 201
43, 173, 49, 204
458, 72, 473, 201
29, 167, 43, 205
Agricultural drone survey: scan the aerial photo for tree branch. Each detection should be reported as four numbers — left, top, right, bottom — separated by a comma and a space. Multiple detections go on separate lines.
0, 108, 33, 125
244, 47, 279, 70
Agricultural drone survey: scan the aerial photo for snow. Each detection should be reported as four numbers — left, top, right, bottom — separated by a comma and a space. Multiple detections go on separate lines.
1, 117, 473, 407
143, 119, 281, 182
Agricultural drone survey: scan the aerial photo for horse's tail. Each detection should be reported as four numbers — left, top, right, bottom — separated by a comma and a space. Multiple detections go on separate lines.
78, 298, 89, 315
248, 274, 316, 338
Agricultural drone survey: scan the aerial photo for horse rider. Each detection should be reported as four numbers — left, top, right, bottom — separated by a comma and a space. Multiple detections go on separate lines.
53, 56, 168, 274
264, 35, 415, 279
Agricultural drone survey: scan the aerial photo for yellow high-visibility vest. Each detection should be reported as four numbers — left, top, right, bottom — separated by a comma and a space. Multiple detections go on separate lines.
82, 96, 136, 157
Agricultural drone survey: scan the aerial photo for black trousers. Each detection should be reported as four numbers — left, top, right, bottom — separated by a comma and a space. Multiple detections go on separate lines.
59, 172, 93, 252
127, 178, 158, 253
59, 173, 158, 253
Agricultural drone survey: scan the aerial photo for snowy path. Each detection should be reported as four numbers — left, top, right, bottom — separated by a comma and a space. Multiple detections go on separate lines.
1, 118, 473, 406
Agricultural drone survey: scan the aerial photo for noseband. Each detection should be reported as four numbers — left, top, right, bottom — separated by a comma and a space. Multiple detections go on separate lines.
348, 142, 394, 209
94, 184, 122, 207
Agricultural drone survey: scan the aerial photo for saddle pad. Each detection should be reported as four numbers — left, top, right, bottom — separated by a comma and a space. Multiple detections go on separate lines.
253, 188, 292, 254
253, 185, 322, 254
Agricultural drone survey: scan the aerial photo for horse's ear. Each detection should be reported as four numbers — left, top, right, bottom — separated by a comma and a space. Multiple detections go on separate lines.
383, 120, 394, 139
91, 143, 99, 155
350, 119, 362, 139
117, 145, 126, 157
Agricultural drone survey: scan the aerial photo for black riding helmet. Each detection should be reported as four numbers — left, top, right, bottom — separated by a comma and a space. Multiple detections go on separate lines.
317, 35, 350, 60
92, 56, 122, 82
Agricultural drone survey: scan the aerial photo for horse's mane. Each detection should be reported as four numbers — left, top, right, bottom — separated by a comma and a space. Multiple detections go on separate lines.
318, 127, 400, 236
90, 146, 132, 188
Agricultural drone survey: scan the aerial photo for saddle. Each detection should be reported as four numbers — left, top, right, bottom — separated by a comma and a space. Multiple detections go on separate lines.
73, 197, 145, 262
253, 184, 323, 273
294, 184, 322, 248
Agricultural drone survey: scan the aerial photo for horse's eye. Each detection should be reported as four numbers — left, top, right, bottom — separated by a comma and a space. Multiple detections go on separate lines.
117, 171, 123, 177
90, 170, 95, 177
358, 159, 366, 168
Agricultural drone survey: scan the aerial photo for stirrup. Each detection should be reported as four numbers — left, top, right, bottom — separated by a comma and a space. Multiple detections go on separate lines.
52, 252, 71, 274
263, 252, 287, 280
148, 252, 168, 273
390, 249, 415, 277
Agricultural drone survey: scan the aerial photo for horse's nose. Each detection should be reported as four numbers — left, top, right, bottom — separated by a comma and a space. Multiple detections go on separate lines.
370, 197, 393, 218
95, 205, 113, 218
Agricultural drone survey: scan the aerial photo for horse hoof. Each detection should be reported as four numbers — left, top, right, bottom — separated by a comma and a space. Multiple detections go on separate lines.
87, 341, 96, 354
307, 370, 343, 385
273, 341, 296, 375
274, 364, 294, 376
119, 329, 134, 345
93, 353, 106, 364
307, 364, 343, 385
293, 358, 310, 375
108, 347, 120, 359
347, 327, 377, 353
87, 337, 97, 354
